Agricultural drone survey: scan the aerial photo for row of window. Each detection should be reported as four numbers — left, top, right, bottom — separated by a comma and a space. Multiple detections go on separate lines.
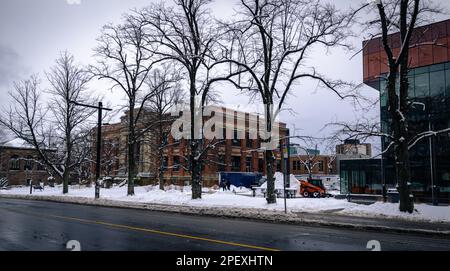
164, 156, 273, 173
164, 156, 329, 173
292, 160, 325, 172
167, 130, 261, 148
8, 155, 46, 171
379, 62, 450, 107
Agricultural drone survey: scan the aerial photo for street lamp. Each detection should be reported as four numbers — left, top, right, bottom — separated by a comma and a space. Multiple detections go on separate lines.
428, 113, 436, 205
70, 101, 112, 199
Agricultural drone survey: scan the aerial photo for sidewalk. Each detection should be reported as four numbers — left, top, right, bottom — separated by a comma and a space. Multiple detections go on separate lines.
1, 194, 449, 236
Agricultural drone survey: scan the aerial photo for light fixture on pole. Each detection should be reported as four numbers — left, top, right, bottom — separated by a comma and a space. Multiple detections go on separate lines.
70, 101, 112, 199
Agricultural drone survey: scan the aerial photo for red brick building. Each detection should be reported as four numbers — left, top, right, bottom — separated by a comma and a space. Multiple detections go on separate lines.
0, 139, 54, 186
94, 107, 288, 187
290, 155, 336, 176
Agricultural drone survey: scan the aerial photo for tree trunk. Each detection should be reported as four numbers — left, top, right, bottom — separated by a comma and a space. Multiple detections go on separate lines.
63, 121, 71, 194
159, 165, 164, 190
62, 166, 69, 194
387, 69, 414, 213
127, 105, 136, 196
263, 103, 276, 204
189, 73, 202, 200
158, 117, 165, 190
397, 141, 413, 212
398, 43, 414, 213
265, 150, 276, 204
191, 140, 202, 199
308, 160, 313, 180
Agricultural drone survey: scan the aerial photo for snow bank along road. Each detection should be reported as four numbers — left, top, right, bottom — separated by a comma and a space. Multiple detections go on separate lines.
2, 184, 450, 223
1, 198, 450, 251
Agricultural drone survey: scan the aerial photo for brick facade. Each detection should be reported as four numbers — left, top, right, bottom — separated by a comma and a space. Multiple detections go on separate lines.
290, 155, 337, 176
93, 107, 287, 187
0, 144, 54, 186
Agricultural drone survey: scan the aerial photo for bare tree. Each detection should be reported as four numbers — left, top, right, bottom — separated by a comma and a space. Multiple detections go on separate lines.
0, 52, 94, 193
145, 66, 184, 190
0, 128, 8, 144
46, 52, 94, 193
208, 0, 355, 203
293, 144, 321, 180
91, 16, 167, 195
341, 0, 444, 212
135, 0, 220, 199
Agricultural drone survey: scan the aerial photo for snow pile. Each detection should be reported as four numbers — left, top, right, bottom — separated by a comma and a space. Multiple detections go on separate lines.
259, 172, 300, 189
2, 138, 34, 149
342, 201, 450, 222
1, 184, 450, 223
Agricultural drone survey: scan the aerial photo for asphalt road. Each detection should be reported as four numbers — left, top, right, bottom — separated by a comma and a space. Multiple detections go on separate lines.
0, 198, 449, 251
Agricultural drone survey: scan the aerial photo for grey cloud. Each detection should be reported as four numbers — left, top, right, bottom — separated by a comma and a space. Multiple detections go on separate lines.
0, 44, 22, 87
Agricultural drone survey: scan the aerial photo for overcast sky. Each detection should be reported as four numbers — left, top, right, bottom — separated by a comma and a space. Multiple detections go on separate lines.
1, 0, 449, 153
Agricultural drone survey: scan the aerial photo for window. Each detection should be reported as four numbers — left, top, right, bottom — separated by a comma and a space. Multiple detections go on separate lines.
218, 155, 226, 172
9, 155, 20, 170
258, 159, 264, 173
446, 69, 450, 96
232, 129, 241, 147
173, 156, 180, 171
430, 63, 445, 72
246, 157, 252, 172
318, 161, 324, 172
231, 156, 241, 172
414, 73, 429, 97
36, 161, 45, 171
408, 74, 415, 98
380, 79, 387, 107
430, 70, 445, 97
292, 160, 301, 171
162, 157, 168, 168
24, 156, 33, 171
246, 136, 253, 148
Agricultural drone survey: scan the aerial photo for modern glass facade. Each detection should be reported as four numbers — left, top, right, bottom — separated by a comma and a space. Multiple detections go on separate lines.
340, 159, 382, 195
366, 62, 450, 202
361, 19, 450, 202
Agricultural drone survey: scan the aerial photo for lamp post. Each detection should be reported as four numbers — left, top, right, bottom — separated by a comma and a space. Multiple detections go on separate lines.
280, 128, 290, 214
26, 169, 32, 195
70, 101, 112, 199
428, 113, 436, 205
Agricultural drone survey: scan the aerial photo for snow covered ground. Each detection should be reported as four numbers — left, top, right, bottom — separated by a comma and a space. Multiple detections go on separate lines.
1, 184, 449, 223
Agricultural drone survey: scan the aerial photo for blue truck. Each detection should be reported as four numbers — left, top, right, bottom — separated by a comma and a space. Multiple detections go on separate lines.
219, 172, 263, 189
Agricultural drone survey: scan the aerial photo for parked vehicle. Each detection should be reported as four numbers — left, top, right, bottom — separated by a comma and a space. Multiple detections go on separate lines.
219, 172, 263, 189
300, 178, 327, 198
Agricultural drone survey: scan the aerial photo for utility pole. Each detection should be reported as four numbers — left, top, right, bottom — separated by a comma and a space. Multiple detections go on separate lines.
428, 113, 435, 205
281, 128, 290, 214
70, 101, 112, 199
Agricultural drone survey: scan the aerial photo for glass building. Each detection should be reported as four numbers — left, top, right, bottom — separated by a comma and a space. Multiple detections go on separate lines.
361, 19, 450, 202
340, 159, 382, 195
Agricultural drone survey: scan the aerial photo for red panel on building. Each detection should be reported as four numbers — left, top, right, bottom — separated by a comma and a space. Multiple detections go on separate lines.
368, 52, 381, 79
434, 37, 448, 63
380, 52, 389, 74
447, 36, 450, 63
363, 19, 450, 83
363, 53, 369, 79
432, 21, 447, 39
409, 47, 419, 67
418, 44, 434, 66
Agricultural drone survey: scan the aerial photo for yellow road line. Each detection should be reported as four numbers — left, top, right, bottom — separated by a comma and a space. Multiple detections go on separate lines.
48, 214, 281, 251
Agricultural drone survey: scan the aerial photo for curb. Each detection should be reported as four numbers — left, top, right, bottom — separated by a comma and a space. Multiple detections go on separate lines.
1, 194, 449, 236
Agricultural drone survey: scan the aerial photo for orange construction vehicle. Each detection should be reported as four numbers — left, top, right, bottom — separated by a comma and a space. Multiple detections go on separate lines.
300, 179, 326, 198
